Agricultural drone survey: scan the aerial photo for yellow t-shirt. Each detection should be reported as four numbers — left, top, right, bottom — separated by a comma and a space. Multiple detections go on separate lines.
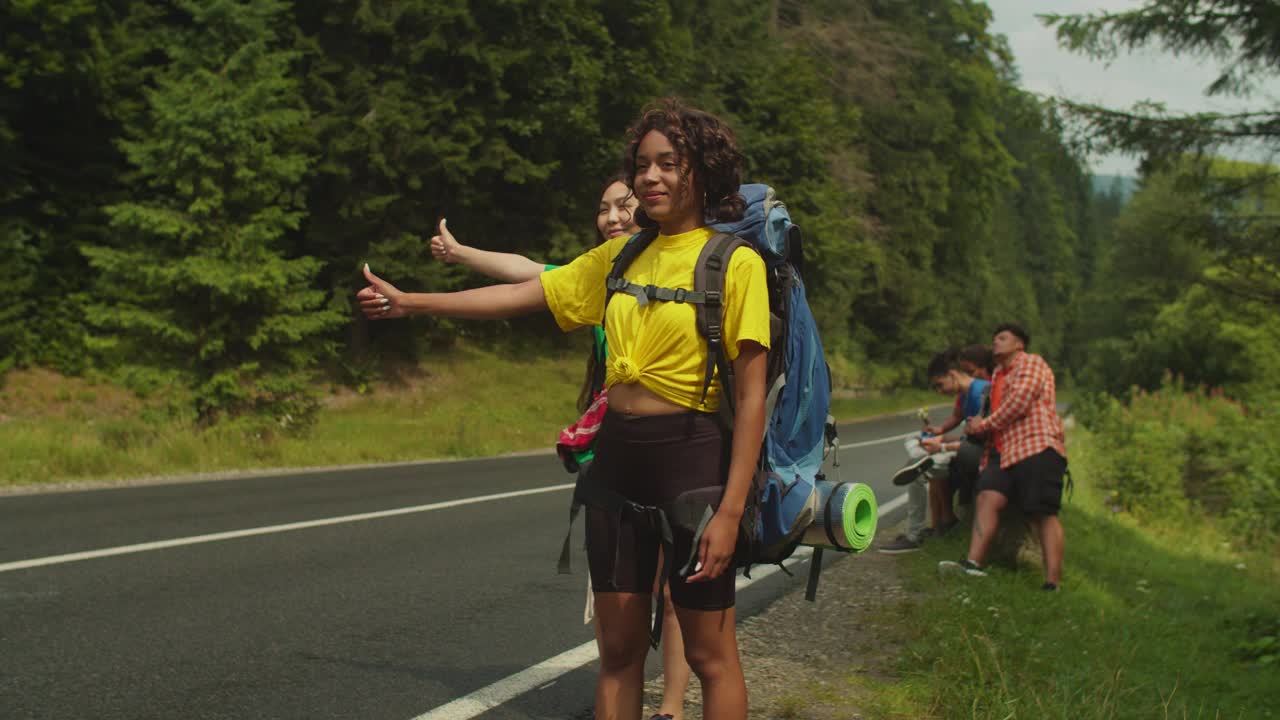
541, 226, 771, 411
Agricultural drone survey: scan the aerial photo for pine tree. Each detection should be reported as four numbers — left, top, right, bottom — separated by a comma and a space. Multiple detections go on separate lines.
1044, 1, 1280, 164
0, 0, 124, 374
1045, 1, 1280, 308
292, 0, 617, 362
82, 0, 342, 428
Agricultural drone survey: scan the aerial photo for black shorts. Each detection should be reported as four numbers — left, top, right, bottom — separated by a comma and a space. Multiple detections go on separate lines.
950, 439, 984, 505
584, 410, 735, 611
976, 448, 1067, 516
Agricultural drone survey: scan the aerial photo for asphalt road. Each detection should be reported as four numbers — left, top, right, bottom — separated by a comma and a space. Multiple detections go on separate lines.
0, 409, 933, 720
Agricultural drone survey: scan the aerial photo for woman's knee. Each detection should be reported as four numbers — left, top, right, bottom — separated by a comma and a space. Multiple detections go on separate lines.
596, 631, 649, 673
683, 642, 739, 683
677, 611, 740, 680
594, 594, 653, 672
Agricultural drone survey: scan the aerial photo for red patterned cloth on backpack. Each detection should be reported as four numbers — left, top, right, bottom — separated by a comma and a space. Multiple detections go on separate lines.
555, 390, 609, 463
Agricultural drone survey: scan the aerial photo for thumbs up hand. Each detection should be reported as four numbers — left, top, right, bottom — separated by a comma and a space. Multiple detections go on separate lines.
357, 264, 408, 319
430, 218, 462, 263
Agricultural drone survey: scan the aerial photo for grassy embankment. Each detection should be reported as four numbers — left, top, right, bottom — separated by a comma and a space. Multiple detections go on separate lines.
776, 426, 1278, 720
0, 347, 938, 488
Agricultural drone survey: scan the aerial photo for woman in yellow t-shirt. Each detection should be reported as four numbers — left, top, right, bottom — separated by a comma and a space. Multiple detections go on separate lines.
357, 99, 769, 720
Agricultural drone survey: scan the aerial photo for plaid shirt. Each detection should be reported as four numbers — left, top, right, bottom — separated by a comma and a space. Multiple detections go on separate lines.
971, 351, 1065, 470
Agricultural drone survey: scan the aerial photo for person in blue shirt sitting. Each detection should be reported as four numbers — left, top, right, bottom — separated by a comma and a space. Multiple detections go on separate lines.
881, 349, 991, 553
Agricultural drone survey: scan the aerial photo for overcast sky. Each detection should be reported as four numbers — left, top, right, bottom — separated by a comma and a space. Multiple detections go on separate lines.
985, 0, 1280, 176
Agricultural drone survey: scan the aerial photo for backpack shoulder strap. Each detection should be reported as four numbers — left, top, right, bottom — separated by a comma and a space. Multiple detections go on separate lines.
604, 227, 659, 312
606, 226, 721, 308
585, 229, 658, 395
694, 232, 753, 417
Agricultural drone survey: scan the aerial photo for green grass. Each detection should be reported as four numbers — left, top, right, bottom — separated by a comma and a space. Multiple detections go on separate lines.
0, 348, 585, 487
1, 350, 939, 487
830, 427, 1279, 719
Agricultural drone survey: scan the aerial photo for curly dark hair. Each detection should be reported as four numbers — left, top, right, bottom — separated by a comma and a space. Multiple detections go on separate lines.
621, 98, 745, 228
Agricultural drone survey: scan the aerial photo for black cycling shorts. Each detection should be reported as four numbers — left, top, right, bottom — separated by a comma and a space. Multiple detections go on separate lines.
584, 410, 735, 611
976, 448, 1067, 516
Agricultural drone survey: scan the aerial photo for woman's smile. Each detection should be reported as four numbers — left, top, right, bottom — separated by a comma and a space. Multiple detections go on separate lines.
640, 190, 666, 205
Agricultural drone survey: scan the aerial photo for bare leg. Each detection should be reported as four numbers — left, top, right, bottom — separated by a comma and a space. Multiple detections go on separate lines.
593, 592, 652, 720
1033, 514, 1065, 585
655, 553, 691, 719
968, 489, 1008, 566
675, 605, 747, 720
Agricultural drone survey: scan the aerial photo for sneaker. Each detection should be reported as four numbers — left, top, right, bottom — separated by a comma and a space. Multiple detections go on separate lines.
936, 519, 960, 536
892, 455, 934, 486
1042, 582, 1060, 592
938, 558, 987, 577
878, 535, 922, 554
648, 715, 674, 720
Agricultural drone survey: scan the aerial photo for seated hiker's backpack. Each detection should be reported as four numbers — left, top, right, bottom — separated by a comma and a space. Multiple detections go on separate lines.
558, 185, 835, 645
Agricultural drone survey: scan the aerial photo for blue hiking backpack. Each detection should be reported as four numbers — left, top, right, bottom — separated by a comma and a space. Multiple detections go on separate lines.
708, 185, 833, 566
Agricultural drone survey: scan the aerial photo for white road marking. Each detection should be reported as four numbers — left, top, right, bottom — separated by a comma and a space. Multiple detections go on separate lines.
2, 430, 917, 576
0, 484, 574, 574
410, 488, 910, 720
413, 644, 602, 720
874, 492, 909, 516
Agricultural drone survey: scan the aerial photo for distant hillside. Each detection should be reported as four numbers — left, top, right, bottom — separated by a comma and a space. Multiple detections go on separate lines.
1091, 173, 1139, 200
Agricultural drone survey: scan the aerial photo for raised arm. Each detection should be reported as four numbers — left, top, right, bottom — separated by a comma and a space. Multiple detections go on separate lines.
357, 264, 547, 320
431, 218, 546, 284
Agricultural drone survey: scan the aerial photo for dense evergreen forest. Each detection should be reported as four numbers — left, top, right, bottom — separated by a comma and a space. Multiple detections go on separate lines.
4, 0, 1271, 430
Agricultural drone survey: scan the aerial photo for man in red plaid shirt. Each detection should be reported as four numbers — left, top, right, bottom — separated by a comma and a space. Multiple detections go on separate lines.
939, 323, 1068, 591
